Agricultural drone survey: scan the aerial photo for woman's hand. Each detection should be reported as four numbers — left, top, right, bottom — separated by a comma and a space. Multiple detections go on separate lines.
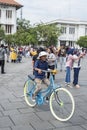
38, 69, 42, 74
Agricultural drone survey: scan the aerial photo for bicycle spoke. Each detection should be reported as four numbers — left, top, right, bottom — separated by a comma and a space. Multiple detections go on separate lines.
24, 80, 36, 107
50, 88, 75, 121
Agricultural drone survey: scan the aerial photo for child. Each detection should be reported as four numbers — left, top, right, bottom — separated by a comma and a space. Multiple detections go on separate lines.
33, 51, 50, 97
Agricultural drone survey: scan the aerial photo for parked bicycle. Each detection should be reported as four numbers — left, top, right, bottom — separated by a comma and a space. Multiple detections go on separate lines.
24, 69, 75, 122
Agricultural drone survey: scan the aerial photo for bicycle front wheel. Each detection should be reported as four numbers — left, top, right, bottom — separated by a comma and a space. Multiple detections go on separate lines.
24, 79, 36, 107
49, 88, 75, 122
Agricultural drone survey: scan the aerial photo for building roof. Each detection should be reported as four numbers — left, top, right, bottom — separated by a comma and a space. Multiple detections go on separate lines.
46, 19, 87, 26
0, 0, 23, 10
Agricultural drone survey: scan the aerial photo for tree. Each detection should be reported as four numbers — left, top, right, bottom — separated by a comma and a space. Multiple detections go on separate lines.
76, 36, 87, 48
15, 18, 38, 45
36, 23, 61, 46
0, 27, 5, 41
5, 34, 15, 45
4, 18, 61, 47
17, 18, 31, 30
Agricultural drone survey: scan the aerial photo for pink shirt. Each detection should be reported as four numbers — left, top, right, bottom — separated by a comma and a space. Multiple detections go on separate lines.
66, 54, 74, 68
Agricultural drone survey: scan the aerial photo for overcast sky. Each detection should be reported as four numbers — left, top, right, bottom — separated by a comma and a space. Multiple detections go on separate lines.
16, 0, 87, 25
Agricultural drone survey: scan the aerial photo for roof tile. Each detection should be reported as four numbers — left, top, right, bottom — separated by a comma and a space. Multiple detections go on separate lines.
0, 0, 23, 9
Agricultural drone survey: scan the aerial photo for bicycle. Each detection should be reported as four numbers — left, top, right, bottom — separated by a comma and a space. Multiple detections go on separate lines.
24, 69, 75, 122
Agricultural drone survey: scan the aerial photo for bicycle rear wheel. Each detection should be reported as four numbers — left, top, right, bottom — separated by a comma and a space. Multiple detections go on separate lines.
24, 79, 36, 107
49, 88, 75, 121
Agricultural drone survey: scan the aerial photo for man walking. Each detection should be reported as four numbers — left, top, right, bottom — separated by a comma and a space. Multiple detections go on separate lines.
0, 44, 6, 74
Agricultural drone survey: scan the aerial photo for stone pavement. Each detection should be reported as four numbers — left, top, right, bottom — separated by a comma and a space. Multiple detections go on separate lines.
0, 56, 87, 130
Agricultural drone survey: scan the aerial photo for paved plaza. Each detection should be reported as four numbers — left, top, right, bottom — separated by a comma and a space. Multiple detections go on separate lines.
0, 56, 87, 130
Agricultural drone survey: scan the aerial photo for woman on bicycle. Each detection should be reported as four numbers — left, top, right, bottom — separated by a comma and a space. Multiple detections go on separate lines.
33, 51, 50, 97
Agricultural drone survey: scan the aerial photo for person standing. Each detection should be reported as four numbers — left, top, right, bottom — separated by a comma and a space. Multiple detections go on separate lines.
65, 48, 74, 87
0, 44, 6, 74
73, 50, 84, 88
6, 45, 10, 62
58, 45, 66, 71
47, 48, 56, 80
65, 48, 84, 88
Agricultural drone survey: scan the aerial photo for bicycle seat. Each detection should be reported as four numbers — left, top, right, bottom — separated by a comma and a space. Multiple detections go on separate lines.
28, 75, 35, 81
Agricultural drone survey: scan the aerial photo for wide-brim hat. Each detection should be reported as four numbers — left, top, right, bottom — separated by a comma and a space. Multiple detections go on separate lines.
38, 51, 47, 58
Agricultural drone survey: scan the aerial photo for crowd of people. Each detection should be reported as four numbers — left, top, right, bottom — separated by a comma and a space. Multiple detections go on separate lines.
27, 45, 86, 99
0, 44, 24, 74
31, 45, 86, 92
0, 43, 86, 91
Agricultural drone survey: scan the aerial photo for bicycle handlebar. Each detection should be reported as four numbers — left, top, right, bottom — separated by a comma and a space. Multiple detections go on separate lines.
41, 69, 58, 74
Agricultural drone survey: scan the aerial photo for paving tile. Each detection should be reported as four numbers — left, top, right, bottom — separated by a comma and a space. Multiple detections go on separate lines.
0, 128, 11, 130
36, 111, 54, 121
49, 120, 72, 128
3, 109, 20, 116
69, 115, 87, 125
1, 102, 27, 110
10, 113, 41, 125
11, 125, 34, 130
18, 107, 35, 114
0, 116, 14, 127
30, 121, 55, 130
53, 126, 85, 130
0, 111, 3, 116
0, 57, 87, 130
81, 124, 87, 130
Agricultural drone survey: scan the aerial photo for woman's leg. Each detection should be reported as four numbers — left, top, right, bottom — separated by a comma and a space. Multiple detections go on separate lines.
73, 68, 80, 86
65, 67, 71, 83
34, 78, 42, 96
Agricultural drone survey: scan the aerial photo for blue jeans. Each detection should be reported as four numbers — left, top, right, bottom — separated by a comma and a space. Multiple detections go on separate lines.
60, 57, 66, 71
65, 67, 71, 83
73, 68, 80, 85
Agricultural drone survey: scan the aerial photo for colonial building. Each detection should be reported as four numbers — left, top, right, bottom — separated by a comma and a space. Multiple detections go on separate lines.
0, 0, 22, 35
47, 19, 87, 48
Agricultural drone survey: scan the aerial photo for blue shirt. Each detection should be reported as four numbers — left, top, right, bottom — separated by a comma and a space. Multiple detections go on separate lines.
34, 59, 48, 79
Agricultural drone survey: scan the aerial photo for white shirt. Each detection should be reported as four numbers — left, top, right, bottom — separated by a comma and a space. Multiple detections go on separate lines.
48, 53, 56, 66
73, 55, 81, 68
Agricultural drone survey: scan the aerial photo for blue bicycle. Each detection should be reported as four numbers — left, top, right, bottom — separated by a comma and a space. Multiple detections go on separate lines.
24, 69, 75, 122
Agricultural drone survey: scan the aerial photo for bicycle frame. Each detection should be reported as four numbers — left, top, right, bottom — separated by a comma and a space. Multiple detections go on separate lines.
28, 70, 61, 105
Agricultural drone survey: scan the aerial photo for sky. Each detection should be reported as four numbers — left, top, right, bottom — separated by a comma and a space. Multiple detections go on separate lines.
16, 0, 87, 25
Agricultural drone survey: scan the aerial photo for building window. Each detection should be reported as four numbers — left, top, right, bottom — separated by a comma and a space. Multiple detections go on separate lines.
6, 10, 12, 18
5, 25, 12, 34
69, 41, 74, 47
0, 9, 1, 17
69, 27, 75, 34
85, 27, 87, 35
61, 26, 66, 34
60, 41, 66, 46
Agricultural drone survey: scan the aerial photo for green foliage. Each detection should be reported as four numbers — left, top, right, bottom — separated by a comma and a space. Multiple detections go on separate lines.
4, 19, 61, 46
17, 18, 30, 30
76, 36, 87, 48
36, 23, 60, 46
0, 27, 5, 41
5, 34, 14, 45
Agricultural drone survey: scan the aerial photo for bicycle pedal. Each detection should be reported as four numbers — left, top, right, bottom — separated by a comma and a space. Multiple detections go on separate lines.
46, 97, 49, 101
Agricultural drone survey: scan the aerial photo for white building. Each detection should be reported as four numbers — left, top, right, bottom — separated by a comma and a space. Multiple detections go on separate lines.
0, 0, 22, 35
47, 19, 87, 48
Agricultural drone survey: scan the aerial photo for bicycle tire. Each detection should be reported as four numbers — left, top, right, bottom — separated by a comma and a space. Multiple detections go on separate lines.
49, 88, 75, 121
24, 79, 36, 107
